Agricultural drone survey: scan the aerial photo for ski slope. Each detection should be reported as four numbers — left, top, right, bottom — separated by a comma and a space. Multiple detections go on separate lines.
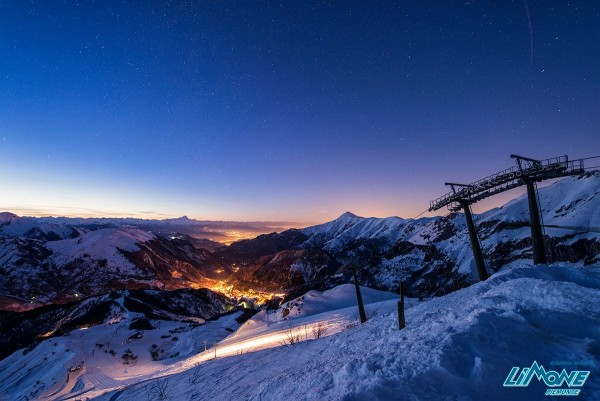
0, 285, 406, 401
2, 263, 599, 401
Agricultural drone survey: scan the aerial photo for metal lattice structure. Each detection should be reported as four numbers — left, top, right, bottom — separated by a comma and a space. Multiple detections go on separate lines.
428, 154, 588, 281
429, 155, 585, 212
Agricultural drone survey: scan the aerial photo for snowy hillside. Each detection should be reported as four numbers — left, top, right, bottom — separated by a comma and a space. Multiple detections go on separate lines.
0, 287, 236, 360
2, 263, 597, 400
0, 222, 229, 307
0, 282, 401, 400
47, 227, 156, 276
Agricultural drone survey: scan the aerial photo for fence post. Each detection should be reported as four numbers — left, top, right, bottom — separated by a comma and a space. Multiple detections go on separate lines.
353, 269, 367, 323
398, 281, 406, 330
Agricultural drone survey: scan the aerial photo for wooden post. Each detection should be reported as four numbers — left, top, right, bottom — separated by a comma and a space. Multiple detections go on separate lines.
398, 282, 406, 330
353, 270, 367, 323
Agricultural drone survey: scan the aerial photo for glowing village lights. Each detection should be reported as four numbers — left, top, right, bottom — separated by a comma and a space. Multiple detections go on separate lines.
207, 280, 285, 306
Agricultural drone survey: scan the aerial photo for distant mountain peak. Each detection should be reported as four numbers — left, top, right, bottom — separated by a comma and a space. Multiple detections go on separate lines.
338, 211, 361, 219
0, 212, 19, 223
163, 215, 195, 224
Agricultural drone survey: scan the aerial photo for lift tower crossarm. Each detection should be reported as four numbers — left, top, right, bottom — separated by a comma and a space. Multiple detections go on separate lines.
444, 182, 472, 195
510, 154, 543, 165
429, 155, 584, 212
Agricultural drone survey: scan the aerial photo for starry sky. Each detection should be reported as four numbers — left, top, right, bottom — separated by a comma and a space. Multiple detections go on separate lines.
0, 1, 598, 223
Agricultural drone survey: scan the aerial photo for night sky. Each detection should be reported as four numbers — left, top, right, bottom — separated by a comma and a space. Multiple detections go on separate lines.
0, 1, 598, 223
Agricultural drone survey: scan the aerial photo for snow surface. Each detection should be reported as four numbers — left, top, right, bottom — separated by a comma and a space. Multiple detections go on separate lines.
1, 263, 598, 401
46, 227, 155, 275
482, 173, 600, 229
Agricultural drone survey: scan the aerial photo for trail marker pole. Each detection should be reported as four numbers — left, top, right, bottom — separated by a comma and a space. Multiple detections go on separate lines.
353, 269, 367, 323
398, 281, 406, 330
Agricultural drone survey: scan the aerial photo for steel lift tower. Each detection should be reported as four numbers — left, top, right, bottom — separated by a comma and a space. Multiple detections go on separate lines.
429, 154, 586, 281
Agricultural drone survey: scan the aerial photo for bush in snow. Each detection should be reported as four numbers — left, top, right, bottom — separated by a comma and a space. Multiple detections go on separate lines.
150, 344, 163, 361
129, 317, 155, 330
121, 349, 138, 365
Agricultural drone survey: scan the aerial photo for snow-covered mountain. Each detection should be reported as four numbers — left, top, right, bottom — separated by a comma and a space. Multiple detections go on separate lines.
21, 215, 290, 246
302, 211, 415, 252
0, 223, 229, 308
1, 172, 599, 309
219, 171, 600, 297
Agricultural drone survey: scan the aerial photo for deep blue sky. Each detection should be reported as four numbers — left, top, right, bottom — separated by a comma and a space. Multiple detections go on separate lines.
0, 1, 598, 222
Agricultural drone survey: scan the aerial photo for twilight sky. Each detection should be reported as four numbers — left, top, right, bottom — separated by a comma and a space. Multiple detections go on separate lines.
0, 1, 598, 223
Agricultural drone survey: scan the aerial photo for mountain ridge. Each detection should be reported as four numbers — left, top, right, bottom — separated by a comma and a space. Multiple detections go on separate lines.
0, 172, 599, 309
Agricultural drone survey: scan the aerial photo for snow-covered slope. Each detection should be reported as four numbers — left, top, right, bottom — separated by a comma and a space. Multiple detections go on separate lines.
90, 263, 600, 401
0, 221, 230, 307
0, 287, 236, 360
0, 304, 243, 401
483, 172, 600, 228
0, 282, 402, 400
47, 227, 155, 275
3, 262, 596, 401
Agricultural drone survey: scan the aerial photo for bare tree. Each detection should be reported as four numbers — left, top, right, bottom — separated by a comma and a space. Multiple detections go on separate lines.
279, 326, 302, 347
145, 378, 171, 401
312, 322, 328, 339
